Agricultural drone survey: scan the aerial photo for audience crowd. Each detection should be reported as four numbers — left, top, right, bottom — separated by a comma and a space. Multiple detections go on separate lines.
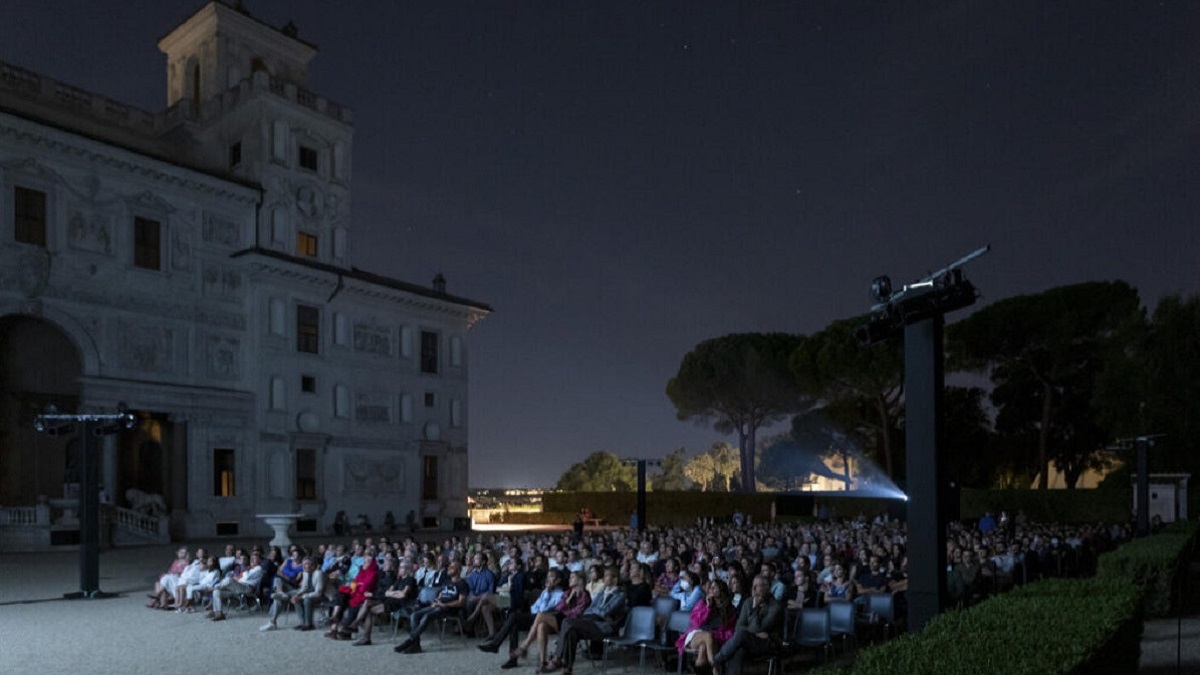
146, 510, 1134, 674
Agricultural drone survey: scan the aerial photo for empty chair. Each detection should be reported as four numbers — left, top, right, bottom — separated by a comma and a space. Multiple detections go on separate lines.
827, 601, 857, 652
864, 592, 896, 639
602, 605, 657, 673
653, 596, 681, 644
795, 606, 833, 661
669, 610, 700, 674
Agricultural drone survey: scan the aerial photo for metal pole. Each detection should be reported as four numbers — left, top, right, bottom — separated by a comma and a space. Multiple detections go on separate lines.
1136, 439, 1150, 537
904, 316, 948, 632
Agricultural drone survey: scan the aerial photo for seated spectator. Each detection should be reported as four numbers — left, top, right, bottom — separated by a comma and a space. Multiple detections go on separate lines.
394, 560, 470, 655
471, 555, 526, 644
289, 556, 326, 630
208, 551, 264, 621
326, 554, 380, 640
728, 573, 748, 609
517, 569, 590, 671
485, 568, 565, 668
585, 564, 605, 597
625, 562, 653, 608
274, 548, 304, 592
711, 575, 783, 675
787, 568, 819, 611
345, 556, 397, 644
679, 580, 737, 670
170, 548, 208, 610
179, 556, 221, 613
217, 544, 237, 573
670, 569, 705, 612
463, 552, 497, 638
759, 562, 786, 601
653, 558, 680, 597
822, 564, 855, 605
853, 555, 890, 599
148, 546, 192, 609
544, 566, 627, 675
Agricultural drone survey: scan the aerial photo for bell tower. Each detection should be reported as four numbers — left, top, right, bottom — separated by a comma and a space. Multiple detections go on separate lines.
158, 1, 354, 268
157, 1, 317, 108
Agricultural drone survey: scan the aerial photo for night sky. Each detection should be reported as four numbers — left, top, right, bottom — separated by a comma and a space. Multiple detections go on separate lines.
3, 1, 1196, 487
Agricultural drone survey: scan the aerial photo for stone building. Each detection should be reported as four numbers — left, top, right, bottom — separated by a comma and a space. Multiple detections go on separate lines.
0, 2, 489, 548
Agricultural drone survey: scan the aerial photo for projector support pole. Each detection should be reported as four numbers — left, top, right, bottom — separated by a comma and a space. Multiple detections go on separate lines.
905, 316, 948, 633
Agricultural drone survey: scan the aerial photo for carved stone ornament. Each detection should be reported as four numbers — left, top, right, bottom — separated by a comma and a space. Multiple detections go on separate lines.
352, 322, 391, 356
172, 229, 192, 271
67, 210, 112, 254
202, 212, 241, 247
118, 323, 173, 373
342, 454, 405, 494
202, 263, 242, 300
205, 335, 240, 380
355, 393, 391, 423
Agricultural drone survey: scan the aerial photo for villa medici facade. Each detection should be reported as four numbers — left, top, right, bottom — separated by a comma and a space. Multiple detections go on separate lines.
0, 2, 489, 546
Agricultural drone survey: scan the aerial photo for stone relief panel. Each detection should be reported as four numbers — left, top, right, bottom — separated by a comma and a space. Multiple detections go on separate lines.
205, 334, 240, 381
354, 393, 391, 423
172, 228, 193, 271
202, 212, 241, 247
201, 263, 243, 301
353, 322, 392, 357
67, 209, 112, 254
295, 185, 323, 229
342, 453, 404, 494
117, 322, 174, 374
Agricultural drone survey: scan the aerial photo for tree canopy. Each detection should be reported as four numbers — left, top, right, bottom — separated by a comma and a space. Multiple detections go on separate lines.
667, 333, 806, 492
947, 281, 1142, 488
790, 316, 905, 477
1095, 294, 1200, 476
555, 451, 637, 492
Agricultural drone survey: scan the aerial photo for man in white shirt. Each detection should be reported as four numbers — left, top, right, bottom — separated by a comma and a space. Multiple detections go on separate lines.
209, 552, 264, 621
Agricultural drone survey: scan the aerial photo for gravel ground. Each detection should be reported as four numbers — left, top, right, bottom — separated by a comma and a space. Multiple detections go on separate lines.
0, 539, 560, 675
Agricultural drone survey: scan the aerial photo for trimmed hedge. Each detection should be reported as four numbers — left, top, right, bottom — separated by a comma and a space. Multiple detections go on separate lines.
541, 491, 899, 528
542, 492, 775, 527
1096, 520, 1199, 617
832, 577, 1142, 675
960, 487, 1133, 523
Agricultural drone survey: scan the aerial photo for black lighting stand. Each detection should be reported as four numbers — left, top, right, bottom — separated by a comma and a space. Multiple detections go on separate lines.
856, 245, 989, 633
34, 405, 136, 599
621, 458, 661, 533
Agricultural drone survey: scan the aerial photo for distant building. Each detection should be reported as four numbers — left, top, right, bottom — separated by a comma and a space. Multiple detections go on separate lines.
0, 1, 489, 547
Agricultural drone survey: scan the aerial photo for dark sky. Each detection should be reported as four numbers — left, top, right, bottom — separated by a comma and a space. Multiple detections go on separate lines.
3, 1, 1197, 487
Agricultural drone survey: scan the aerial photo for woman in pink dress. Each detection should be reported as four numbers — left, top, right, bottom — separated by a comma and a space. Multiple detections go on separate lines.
677, 579, 737, 669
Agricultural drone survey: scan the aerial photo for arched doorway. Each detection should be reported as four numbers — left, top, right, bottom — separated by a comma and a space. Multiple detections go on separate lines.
0, 315, 81, 505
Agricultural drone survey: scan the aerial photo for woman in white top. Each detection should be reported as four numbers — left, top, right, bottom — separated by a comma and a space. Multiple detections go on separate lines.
179, 557, 221, 613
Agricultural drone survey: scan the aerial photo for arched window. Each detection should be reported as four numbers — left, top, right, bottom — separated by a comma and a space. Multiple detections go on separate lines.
191, 62, 201, 102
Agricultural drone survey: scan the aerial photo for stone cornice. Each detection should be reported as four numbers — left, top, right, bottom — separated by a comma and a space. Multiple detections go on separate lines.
233, 248, 492, 327
0, 110, 260, 205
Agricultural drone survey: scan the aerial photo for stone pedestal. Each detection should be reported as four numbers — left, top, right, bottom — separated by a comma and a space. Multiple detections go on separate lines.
256, 513, 303, 548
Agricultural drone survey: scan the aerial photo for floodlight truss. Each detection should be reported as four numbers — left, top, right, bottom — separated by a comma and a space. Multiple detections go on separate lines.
856, 245, 990, 346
